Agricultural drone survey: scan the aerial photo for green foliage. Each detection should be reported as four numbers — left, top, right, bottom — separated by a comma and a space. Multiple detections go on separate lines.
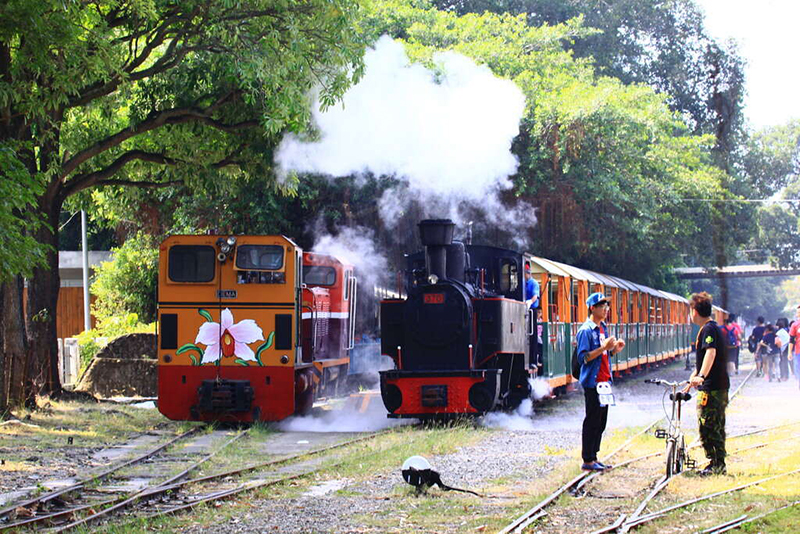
433, 0, 747, 139
358, 0, 742, 287
690, 277, 787, 327
739, 120, 800, 268
0, 147, 48, 281
91, 232, 159, 324
75, 313, 155, 372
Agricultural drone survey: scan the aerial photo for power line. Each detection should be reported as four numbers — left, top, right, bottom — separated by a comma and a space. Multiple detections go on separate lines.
677, 198, 800, 203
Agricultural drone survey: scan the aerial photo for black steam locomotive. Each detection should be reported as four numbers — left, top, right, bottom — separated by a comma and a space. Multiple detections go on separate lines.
379, 219, 533, 418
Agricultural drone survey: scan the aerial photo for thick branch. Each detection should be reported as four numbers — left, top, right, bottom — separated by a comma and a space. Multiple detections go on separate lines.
211, 145, 249, 168
60, 92, 248, 179
60, 150, 179, 198
94, 179, 183, 189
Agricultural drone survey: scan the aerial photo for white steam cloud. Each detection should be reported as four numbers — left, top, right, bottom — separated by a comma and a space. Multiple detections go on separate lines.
480, 378, 554, 430
310, 225, 388, 295
278, 392, 407, 432
275, 35, 532, 238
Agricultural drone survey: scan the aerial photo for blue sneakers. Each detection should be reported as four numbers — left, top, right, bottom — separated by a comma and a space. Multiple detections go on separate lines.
581, 461, 606, 471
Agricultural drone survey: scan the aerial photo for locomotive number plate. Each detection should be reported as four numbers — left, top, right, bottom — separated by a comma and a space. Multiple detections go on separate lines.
424, 293, 445, 304
217, 289, 238, 299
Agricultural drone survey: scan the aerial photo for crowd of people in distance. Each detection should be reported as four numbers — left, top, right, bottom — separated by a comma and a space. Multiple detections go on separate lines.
742, 308, 800, 388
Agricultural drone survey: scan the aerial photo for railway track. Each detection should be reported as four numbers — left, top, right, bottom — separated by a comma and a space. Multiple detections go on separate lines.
0, 426, 202, 527
1, 426, 386, 532
498, 364, 794, 534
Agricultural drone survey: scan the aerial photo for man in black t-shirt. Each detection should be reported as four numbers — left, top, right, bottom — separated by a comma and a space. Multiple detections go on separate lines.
685, 292, 729, 476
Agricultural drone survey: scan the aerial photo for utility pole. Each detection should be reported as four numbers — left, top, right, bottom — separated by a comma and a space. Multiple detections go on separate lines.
81, 211, 90, 332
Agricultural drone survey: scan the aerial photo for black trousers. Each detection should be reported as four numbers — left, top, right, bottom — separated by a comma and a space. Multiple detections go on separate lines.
582, 387, 609, 463
728, 346, 739, 371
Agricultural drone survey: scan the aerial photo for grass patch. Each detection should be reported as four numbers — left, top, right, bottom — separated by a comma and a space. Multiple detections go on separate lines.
308, 422, 490, 483
621, 424, 800, 534
0, 400, 173, 451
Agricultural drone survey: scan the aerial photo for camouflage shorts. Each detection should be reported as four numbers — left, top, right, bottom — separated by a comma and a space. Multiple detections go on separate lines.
697, 389, 728, 466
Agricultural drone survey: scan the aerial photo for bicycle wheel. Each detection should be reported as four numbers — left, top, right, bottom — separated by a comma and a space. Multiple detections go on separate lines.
666, 439, 676, 478
675, 435, 686, 474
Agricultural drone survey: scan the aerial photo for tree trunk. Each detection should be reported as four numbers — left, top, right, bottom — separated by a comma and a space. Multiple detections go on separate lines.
2, 277, 27, 407
24, 191, 63, 400
0, 282, 5, 415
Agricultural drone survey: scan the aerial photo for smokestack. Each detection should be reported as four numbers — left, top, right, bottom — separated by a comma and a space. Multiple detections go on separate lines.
419, 219, 455, 281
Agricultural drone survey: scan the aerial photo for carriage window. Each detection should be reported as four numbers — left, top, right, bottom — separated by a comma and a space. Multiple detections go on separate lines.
303, 265, 336, 286
236, 245, 284, 270
499, 260, 518, 294
168, 245, 215, 282
549, 278, 560, 322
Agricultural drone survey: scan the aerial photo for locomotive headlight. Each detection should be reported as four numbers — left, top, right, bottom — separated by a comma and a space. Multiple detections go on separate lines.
220, 243, 231, 254
428, 274, 439, 285
226, 236, 237, 246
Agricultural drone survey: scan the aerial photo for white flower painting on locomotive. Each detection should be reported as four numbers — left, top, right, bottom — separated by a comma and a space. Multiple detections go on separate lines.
177, 308, 275, 366
195, 308, 263, 364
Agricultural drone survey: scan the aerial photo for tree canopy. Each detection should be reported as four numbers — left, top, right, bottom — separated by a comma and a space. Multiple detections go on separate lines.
0, 0, 367, 400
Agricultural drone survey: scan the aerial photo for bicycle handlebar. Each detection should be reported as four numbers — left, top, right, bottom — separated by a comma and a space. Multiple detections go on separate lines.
644, 378, 689, 387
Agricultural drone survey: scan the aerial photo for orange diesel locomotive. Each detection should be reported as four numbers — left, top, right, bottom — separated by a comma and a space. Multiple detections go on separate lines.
157, 235, 355, 423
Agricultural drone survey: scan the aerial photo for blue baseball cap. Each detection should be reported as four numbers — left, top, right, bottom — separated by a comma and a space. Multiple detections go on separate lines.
586, 292, 608, 308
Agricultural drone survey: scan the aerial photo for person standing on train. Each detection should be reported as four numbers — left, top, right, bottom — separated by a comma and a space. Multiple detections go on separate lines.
577, 292, 625, 471
685, 292, 729, 476
524, 263, 541, 371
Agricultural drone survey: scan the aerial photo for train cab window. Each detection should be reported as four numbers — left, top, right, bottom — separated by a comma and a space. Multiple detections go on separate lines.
499, 260, 519, 295
236, 245, 284, 270
303, 265, 336, 286
168, 245, 215, 282
344, 270, 352, 300
235, 245, 285, 284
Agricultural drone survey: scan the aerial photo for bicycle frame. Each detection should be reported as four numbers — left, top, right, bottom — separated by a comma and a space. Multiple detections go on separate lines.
646, 378, 696, 477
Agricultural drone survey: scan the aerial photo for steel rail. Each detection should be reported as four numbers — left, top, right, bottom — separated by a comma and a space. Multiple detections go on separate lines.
0, 426, 201, 522
134, 429, 386, 499
586, 365, 759, 533
699, 500, 800, 534
630, 467, 800, 527
589, 513, 627, 534
577, 428, 800, 498
50, 428, 251, 532
698, 514, 748, 534
576, 428, 798, 525
2, 427, 232, 531
138, 465, 315, 521
54, 430, 386, 531
134, 432, 388, 525
498, 418, 664, 534
620, 475, 670, 533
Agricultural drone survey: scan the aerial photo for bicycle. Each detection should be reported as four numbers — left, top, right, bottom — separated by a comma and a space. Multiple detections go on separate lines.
644, 378, 697, 477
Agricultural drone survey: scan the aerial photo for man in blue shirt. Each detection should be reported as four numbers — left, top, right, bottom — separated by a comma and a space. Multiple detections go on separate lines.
524, 263, 539, 309
576, 292, 625, 471
524, 263, 540, 371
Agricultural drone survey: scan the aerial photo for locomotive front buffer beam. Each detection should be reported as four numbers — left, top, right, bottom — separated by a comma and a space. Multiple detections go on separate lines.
379, 368, 502, 419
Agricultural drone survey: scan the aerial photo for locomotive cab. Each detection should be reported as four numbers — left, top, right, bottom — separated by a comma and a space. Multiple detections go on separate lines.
157, 235, 354, 423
